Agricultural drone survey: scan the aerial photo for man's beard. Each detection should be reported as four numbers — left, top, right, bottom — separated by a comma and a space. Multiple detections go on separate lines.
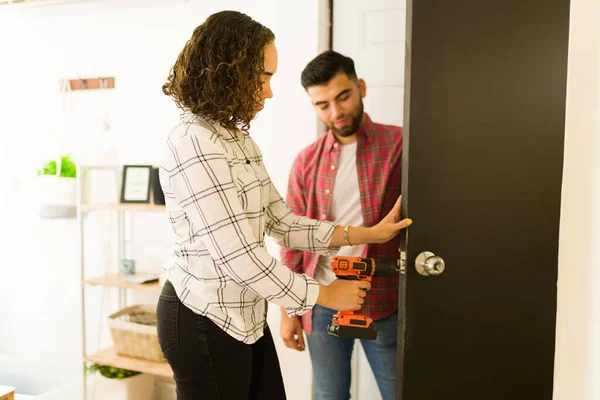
330, 100, 364, 137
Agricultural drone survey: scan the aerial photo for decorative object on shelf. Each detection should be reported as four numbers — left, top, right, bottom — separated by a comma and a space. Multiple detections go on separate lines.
85, 364, 140, 380
120, 165, 152, 203
85, 364, 154, 400
151, 167, 166, 205
59, 77, 115, 92
119, 259, 136, 276
37, 155, 77, 218
108, 305, 165, 363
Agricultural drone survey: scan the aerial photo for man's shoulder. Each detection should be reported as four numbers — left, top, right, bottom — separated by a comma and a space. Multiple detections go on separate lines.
372, 120, 403, 139
367, 120, 401, 150
294, 134, 329, 165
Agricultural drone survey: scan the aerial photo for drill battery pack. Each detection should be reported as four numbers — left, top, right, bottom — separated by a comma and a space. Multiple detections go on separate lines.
327, 312, 377, 340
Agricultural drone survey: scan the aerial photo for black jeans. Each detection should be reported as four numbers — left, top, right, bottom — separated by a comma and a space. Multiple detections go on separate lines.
156, 281, 287, 400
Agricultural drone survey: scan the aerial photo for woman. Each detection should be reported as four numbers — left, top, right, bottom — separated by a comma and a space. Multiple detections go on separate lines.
157, 10, 412, 400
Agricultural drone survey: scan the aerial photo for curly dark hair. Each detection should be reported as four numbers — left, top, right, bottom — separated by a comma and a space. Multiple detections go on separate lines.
162, 11, 275, 132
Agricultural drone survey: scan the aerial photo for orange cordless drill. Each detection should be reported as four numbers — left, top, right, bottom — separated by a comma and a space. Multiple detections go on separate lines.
327, 256, 398, 340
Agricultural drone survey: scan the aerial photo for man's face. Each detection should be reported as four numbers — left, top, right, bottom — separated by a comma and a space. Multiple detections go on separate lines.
307, 72, 366, 137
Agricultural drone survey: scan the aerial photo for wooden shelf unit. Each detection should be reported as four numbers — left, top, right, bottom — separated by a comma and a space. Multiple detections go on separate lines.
85, 348, 171, 378
81, 203, 165, 213
85, 274, 162, 293
77, 165, 171, 399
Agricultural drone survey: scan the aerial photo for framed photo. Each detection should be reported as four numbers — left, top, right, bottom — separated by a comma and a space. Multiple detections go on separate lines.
120, 165, 153, 203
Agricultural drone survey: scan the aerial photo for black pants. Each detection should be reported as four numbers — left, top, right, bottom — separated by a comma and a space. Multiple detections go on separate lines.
156, 281, 287, 400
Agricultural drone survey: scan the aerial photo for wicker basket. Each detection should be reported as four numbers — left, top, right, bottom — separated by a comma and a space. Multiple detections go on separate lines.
108, 305, 165, 362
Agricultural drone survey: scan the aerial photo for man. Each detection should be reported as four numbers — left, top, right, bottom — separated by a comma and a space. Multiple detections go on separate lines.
280, 50, 403, 400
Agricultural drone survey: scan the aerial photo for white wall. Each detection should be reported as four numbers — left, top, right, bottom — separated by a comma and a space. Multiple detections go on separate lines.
3, 1, 599, 399
554, 0, 600, 399
0, 1, 326, 399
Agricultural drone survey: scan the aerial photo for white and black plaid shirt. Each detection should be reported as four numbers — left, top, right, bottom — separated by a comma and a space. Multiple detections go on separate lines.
160, 113, 336, 343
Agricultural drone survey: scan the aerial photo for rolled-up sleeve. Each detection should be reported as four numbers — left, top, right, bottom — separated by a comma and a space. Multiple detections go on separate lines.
165, 134, 319, 315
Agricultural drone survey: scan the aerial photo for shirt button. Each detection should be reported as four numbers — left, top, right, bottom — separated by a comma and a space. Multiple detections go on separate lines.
325, 189, 331, 194
321, 213, 327, 219
330, 165, 336, 170
333, 143, 339, 148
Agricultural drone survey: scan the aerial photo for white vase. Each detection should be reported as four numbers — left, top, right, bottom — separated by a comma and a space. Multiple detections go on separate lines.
37, 175, 77, 218
87, 373, 154, 400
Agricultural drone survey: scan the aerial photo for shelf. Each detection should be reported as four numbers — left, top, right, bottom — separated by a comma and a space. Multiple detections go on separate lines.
80, 203, 166, 213
0, 385, 15, 400
85, 348, 172, 378
86, 274, 162, 293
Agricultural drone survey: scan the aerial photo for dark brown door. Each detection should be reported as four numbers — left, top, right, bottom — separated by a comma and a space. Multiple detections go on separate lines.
398, 1, 570, 399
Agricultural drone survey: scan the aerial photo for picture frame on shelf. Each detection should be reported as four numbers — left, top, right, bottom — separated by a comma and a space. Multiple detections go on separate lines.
120, 165, 152, 203
151, 167, 166, 205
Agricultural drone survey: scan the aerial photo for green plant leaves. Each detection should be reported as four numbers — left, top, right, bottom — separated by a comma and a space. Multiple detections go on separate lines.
38, 160, 58, 176
85, 363, 141, 380
37, 155, 77, 178
59, 155, 77, 178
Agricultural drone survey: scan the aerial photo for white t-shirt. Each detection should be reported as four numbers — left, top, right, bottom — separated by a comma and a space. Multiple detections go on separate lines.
314, 141, 367, 285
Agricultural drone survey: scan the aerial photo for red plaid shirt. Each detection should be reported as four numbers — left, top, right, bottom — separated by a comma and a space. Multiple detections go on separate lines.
280, 113, 403, 333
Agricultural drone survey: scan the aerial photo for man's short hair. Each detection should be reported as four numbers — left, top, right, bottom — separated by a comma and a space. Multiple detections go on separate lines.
301, 50, 357, 90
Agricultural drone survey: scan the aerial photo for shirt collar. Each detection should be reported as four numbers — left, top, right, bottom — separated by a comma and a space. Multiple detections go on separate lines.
325, 112, 374, 152
182, 111, 246, 142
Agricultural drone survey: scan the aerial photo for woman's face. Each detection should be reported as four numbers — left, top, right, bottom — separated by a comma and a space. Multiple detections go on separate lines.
255, 41, 277, 114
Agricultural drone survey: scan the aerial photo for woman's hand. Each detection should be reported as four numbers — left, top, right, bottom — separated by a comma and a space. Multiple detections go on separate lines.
329, 195, 412, 247
317, 279, 371, 311
370, 195, 412, 244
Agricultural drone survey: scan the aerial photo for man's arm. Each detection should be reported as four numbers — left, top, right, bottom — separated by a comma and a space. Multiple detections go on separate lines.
279, 151, 307, 274
279, 151, 309, 351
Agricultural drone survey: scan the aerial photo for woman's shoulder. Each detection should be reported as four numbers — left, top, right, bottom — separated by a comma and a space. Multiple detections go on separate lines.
166, 113, 234, 151
171, 113, 216, 140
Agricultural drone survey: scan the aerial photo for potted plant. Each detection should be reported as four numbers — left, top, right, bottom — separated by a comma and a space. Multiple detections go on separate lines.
37, 155, 78, 218
85, 364, 154, 400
